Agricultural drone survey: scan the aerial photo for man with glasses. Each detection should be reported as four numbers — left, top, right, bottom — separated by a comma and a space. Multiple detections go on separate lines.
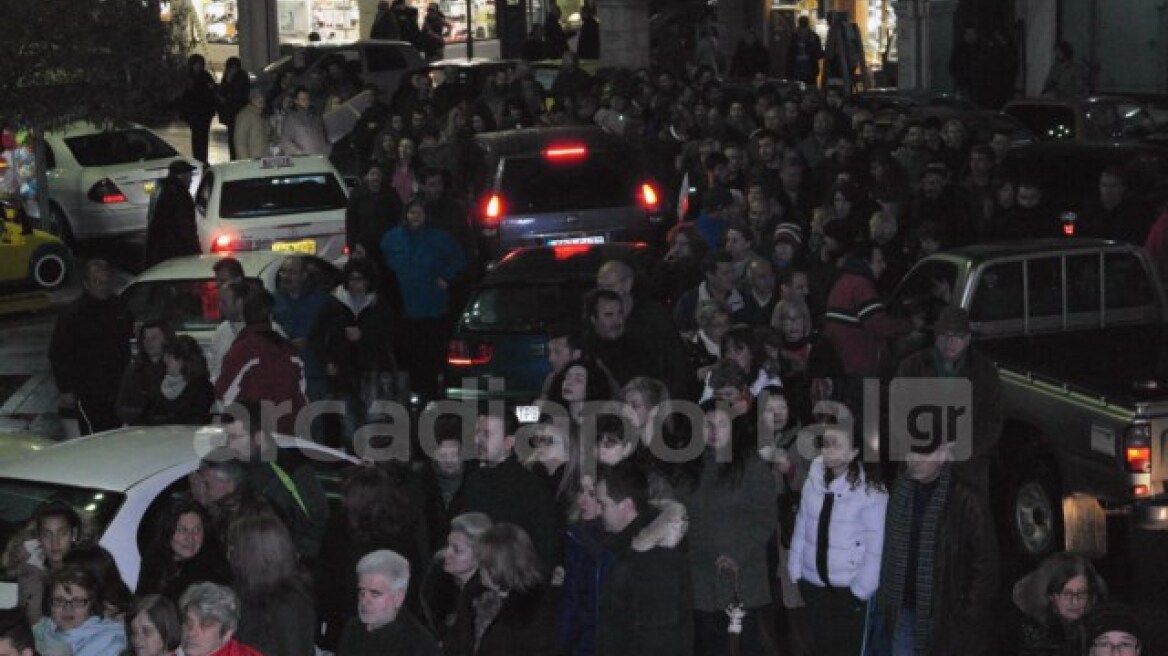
895, 305, 1002, 496
1085, 605, 1144, 655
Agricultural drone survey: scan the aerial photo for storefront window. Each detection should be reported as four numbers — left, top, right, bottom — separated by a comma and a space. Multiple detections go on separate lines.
405, 0, 498, 43
278, 0, 360, 42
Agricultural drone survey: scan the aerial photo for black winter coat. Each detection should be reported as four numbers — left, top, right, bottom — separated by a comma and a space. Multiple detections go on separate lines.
137, 545, 232, 604
48, 293, 133, 404
144, 177, 200, 268
446, 579, 562, 656
310, 289, 396, 397
345, 185, 402, 262
140, 377, 216, 425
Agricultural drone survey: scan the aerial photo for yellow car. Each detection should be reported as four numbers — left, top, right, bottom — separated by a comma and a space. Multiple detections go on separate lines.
0, 202, 72, 290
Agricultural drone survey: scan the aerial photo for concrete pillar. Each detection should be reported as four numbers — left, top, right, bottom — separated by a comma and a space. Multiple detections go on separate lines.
1018, 0, 1056, 95
895, 0, 956, 91
237, 0, 280, 70
358, 0, 379, 38
597, 0, 650, 70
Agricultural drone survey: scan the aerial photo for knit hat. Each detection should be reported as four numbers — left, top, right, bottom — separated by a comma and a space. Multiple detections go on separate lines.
1085, 605, 1143, 646
934, 305, 971, 335
773, 222, 803, 247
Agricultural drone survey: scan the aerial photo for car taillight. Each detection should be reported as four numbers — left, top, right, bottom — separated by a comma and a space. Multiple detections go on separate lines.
88, 178, 127, 204
478, 193, 504, 234
1124, 423, 1153, 497
543, 143, 588, 161
211, 233, 235, 253
639, 182, 660, 210
447, 340, 493, 366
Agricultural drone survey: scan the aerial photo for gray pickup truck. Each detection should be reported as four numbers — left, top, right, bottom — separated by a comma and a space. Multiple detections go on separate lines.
891, 238, 1168, 558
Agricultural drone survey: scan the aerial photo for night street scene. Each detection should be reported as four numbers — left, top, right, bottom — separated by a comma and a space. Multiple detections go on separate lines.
2, 0, 1168, 655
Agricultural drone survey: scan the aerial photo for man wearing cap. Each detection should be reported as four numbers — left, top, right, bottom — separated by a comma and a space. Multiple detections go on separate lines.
894, 305, 1002, 495
144, 159, 200, 268
1085, 605, 1145, 656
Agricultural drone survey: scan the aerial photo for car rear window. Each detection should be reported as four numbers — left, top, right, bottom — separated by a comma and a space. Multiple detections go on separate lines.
460, 281, 592, 332
499, 151, 638, 213
64, 129, 179, 166
0, 479, 124, 566
1007, 105, 1078, 141
123, 277, 262, 329
219, 173, 347, 219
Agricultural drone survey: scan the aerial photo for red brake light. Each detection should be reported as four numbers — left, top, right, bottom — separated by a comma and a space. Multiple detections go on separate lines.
1126, 446, 1151, 474
639, 182, 660, 210
553, 244, 591, 260
1062, 222, 1076, 236
88, 179, 126, 204
478, 193, 504, 235
543, 143, 588, 161
447, 340, 494, 366
1133, 484, 1150, 497
211, 233, 234, 253
343, 244, 351, 256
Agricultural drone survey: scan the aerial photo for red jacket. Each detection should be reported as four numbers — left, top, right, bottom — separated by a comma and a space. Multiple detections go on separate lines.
215, 322, 307, 435
822, 262, 913, 377
212, 639, 265, 656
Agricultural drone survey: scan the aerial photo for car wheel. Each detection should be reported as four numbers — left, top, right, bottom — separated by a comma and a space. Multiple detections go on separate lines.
29, 244, 72, 290
47, 204, 76, 246
1009, 461, 1063, 558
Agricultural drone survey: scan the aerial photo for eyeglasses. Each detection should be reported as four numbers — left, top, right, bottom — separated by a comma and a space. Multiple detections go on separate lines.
1091, 639, 1139, 655
51, 597, 89, 610
1056, 590, 1092, 604
531, 434, 556, 448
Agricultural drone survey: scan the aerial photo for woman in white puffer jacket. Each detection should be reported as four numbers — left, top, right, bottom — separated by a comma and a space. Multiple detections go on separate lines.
788, 425, 888, 656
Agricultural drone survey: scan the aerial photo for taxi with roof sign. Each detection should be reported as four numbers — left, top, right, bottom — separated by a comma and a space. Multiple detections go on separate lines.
193, 155, 349, 262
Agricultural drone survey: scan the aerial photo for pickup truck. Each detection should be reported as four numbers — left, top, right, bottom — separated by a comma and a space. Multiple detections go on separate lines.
891, 238, 1168, 558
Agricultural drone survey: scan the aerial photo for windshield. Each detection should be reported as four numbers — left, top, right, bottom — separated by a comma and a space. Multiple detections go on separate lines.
122, 277, 262, 330
0, 479, 124, 569
64, 129, 179, 166
219, 174, 347, 219
460, 281, 592, 332
500, 151, 638, 213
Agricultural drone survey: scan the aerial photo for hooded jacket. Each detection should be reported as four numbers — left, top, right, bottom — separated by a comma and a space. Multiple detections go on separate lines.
788, 457, 888, 600
214, 322, 307, 435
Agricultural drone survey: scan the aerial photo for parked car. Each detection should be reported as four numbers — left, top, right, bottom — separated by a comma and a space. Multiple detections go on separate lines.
890, 239, 1168, 559
253, 40, 425, 103
39, 121, 199, 244
120, 252, 341, 361
443, 242, 656, 402
1000, 140, 1168, 220
0, 201, 71, 290
1002, 95, 1165, 143
194, 155, 349, 261
0, 425, 358, 605
466, 126, 665, 261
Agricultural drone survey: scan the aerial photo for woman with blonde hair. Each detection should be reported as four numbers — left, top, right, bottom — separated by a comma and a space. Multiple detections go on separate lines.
421, 512, 493, 641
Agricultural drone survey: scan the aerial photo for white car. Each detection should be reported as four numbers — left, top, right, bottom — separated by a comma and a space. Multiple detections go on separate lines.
119, 251, 342, 361
194, 156, 349, 261
0, 425, 358, 604
41, 122, 199, 243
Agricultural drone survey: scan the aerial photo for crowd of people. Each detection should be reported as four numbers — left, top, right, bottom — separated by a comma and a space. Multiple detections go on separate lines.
39, 10, 1168, 656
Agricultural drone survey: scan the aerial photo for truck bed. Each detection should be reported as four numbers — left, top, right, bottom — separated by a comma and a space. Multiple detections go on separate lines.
979, 324, 1168, 409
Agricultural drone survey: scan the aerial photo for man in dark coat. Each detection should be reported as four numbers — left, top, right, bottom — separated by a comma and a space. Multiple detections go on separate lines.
370, 1, 401, 40
450, 404, 562, 571
1077, 167, 1155, 244
48, 258, 133, 435
894, 305, 1002, 495
594, 463, 693, 656
338, 550, 440, 656
576, 3, 599, 60
874, 441, 999, 656
543, 2, 568, 59
144, 160, 200, 268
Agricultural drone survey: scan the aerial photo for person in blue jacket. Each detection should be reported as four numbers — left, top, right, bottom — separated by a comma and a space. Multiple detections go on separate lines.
381, 197, 465, 400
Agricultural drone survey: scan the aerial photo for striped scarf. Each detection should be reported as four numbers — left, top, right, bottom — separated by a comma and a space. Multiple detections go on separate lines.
879, 464, 952, 656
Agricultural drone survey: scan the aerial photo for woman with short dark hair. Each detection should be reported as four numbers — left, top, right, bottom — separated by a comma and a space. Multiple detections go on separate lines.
32, 567, 127, 656
1005, 552, 1109, 656
141, 335, 215, 425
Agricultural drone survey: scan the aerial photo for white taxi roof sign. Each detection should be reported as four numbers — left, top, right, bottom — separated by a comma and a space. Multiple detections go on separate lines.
260, 156, 295, 169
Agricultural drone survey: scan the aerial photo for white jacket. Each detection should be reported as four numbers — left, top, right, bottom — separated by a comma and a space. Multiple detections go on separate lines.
788, 456, 888, 600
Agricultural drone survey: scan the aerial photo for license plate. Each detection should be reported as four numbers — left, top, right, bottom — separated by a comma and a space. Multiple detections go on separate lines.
272, 239, 316, 254
143, 180, 156, 194
548, 235, 605, 246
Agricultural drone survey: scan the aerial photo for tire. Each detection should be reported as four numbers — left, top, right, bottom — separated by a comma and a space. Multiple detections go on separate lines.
47, 204, 76, 246
29, 244, 72, 290
1009, 461, 1064, 558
